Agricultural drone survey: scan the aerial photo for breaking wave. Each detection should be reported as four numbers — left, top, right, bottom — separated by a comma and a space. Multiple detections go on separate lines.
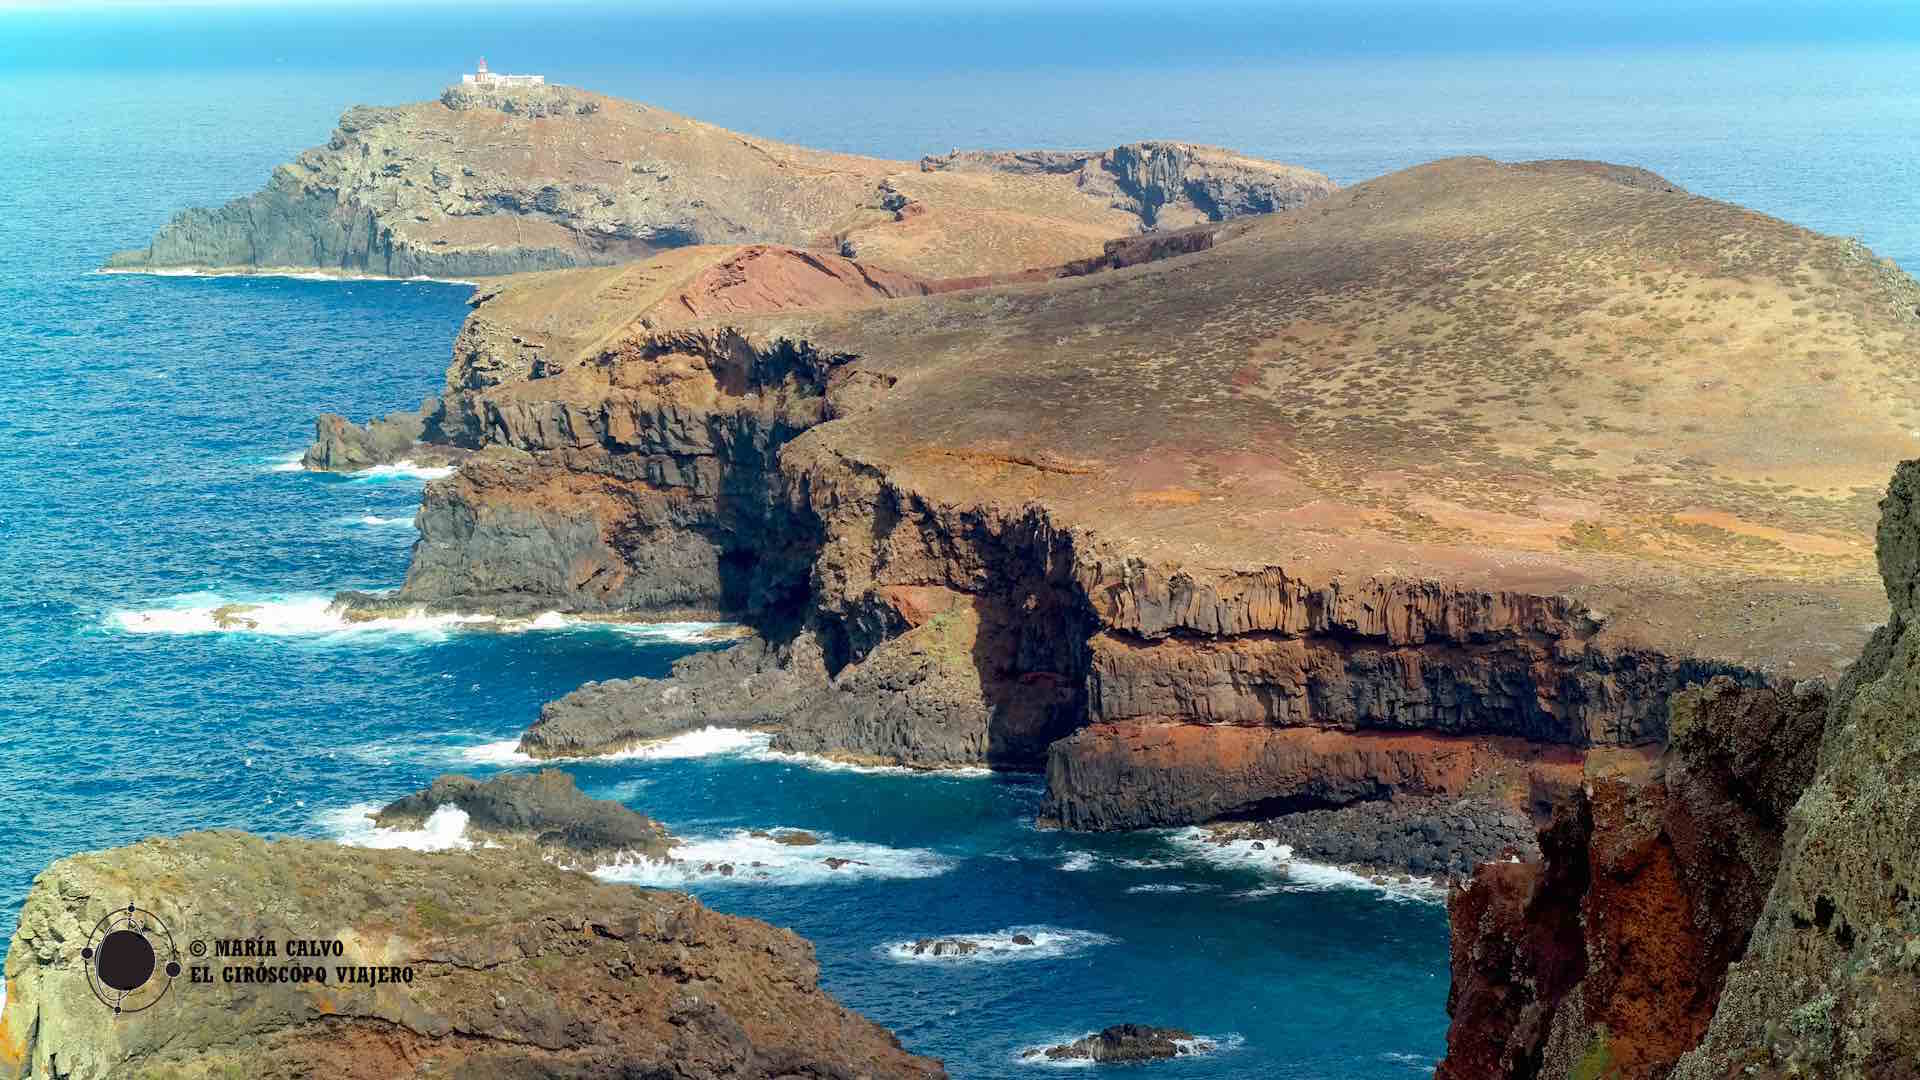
593, 828, 950, 887
879, 926, 1114, 964
104, 593, 736, 643
1164, 828, 1444, 903
350, 461, 455, 481
321, 802, 473, 851
1013, 1031, 1242, 1068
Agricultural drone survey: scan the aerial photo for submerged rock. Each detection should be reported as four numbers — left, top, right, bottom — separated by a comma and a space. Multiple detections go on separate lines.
1027, 1024, 1212, 1063
0, 832, 945, 1079
909, 938, 980, 957
1208, 793, 1541, 878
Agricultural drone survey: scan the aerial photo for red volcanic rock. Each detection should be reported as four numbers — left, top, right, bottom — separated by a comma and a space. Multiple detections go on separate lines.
1437, 677, 1829, 1079
1043, 721, 1579, 830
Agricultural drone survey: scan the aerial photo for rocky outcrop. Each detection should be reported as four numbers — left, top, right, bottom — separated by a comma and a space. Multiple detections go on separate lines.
1667, 463, 1920, 1080
1437, 462, 1920, 1080
1437, 673, 1833, 1077
372, 769, 674, 866
108, 87, 1333, 280
301, 396, 465, 472
919, 141, 1336, 228
1203, 793, 1542, 878
523, 632, 831, 758
0, 831, 945, 1079
389, 330, 840, 617
1045, 723, 1569, 831
1022, 1024, 1213, 1063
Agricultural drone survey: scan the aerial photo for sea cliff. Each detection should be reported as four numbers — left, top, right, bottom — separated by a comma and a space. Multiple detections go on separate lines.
319, 158, 1913, 872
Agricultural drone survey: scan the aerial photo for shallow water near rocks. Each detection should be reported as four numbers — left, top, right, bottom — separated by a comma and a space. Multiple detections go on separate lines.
7, 13, 1920, 1077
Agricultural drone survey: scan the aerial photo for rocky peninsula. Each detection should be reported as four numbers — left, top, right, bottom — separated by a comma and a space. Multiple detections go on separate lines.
88, 83, 1920, 1075
105, 83, 1333, 281
318, 152, 1915, 862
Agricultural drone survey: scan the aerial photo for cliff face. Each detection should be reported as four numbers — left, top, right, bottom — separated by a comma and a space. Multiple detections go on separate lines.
1437, 679, 1829, 1078
106, 85, 1334, 280
0, 832, 944, 1079
1666, 463, 1920, 1080
1441, 462, 1920, 1079
354, 159, 1915, 868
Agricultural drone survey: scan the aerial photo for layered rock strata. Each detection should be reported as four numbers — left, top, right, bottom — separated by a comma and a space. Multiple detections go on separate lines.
1440, 464, 1920, 1078
107, 85, 1334, 280
0, 831, 944, 1079
330, 159, 1920, 859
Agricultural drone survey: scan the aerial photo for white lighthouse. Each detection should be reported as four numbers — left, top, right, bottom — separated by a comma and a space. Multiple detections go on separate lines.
462, 57, 545, 87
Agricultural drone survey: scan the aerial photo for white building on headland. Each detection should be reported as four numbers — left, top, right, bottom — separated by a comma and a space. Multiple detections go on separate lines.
462, 57, 545, 87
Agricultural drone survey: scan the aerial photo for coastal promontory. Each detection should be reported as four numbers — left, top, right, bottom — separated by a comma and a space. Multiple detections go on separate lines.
104, 82, 1334, 280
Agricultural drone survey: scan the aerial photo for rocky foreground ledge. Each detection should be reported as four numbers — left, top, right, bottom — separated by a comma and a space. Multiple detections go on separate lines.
1, 818, 943, 1078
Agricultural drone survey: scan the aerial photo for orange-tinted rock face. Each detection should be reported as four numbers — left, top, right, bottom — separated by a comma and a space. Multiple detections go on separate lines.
1043, 721, 1576, 830
1437, 677, 1830, 1079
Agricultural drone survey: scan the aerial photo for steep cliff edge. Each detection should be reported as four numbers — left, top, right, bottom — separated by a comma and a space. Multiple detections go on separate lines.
106, 83, 1334, 280
0, 830, 944, 1079
351, 159, 1916, 860
1666, 462, 1920, 1080
1440, 461, 1920, 1079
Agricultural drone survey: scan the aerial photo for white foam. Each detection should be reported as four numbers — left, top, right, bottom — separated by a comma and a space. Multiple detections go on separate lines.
351, 514, 416, 528
1052, 850, 1179, 873
105, 594, 497, 637
880, 926, 1114, 964
457, 739, 535, 765
266, 451, 306, 473
1123, 882, 1207, 894
612, 727, 774, 760
453, 727, 769, 767
593, 828, 949, 887
353, 460, 456, 481
322, 802, 473, 851
1164, 828, 1444, 903
1014, 1032, 1237, 1069
96, 266, 478, 286
105, 594, 736, 644
747, 745, 993, 778
1380, 1051, 1435, 1072
601, 619, 746, 644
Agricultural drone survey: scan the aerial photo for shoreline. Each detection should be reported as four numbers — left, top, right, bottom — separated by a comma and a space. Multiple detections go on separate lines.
95, 265, 485, 286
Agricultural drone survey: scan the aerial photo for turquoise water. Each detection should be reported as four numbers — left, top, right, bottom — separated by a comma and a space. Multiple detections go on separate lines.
5, 6, 1918, 1075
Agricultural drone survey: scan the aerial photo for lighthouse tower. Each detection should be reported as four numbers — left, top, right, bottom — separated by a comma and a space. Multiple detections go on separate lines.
462, 57, 544, 87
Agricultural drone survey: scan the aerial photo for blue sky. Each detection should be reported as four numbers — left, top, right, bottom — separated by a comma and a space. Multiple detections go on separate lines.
4, 1, 1918, 73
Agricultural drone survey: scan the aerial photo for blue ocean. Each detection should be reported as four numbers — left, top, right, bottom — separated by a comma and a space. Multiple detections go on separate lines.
4, 4, 1918, 1076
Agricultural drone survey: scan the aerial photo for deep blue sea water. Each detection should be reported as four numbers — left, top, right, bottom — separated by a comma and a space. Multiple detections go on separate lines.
4, 5, 1919, 1076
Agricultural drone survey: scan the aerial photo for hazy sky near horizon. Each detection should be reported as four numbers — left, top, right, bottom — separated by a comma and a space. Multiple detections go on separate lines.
4, 0, 1919, 72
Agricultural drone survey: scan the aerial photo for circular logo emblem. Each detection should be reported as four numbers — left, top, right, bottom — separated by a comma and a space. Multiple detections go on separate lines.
81, 904, 180, 1014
